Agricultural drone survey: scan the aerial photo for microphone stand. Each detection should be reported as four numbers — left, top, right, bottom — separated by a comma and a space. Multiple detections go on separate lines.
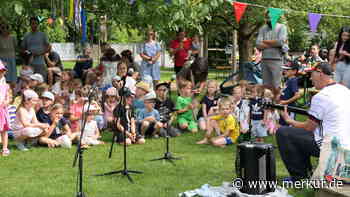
150, 82, 181, 165
72, 85, 97, 197
150, 115, 181, 165
95, 81, 142, 183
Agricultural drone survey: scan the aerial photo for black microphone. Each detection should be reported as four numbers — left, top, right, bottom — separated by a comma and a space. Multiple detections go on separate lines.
263, 102, 309, 115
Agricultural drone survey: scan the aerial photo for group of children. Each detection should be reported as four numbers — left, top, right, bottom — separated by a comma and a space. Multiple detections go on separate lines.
0, 52, 301, 156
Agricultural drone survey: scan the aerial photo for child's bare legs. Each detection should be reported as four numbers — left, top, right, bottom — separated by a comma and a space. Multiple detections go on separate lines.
136, 138, 145, 144
197, 119, 216, 144
1, 131, 9, 154
154, 122, 163, 136
140, 120, 150, 136
211, 136, 228, 148
198, 117, 206, 131
38, 137, 59, 148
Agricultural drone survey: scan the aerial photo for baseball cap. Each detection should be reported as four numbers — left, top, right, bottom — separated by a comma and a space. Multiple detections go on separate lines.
41, 91, 55, 101
83, 103, 98, 113
20, 69, 34, 77
308, 62, 333, 75
155, 81, 170, 90
112, 75, 122, 81
23, 89, 39, 100
106, 87, 117, 96
30, 73, 44, 83
144, 91, 156, 101
0, 60, 7, 71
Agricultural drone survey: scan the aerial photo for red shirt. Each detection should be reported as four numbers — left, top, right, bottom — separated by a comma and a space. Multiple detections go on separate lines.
170, 38, 192, 67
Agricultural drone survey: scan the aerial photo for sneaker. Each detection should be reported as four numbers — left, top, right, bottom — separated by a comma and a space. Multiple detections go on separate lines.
16, 142, 29, 151
1, 149, 10, 156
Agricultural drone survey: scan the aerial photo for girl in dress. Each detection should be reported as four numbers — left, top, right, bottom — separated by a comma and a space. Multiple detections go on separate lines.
81, 104, 104, 147
263, 89, 280, 135
104, 87, 118, 129
0, 61, 11, 156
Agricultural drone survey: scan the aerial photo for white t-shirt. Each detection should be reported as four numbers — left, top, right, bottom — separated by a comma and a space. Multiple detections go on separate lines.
125, 76, 136, 94
82, 120, 98, 138
308, 83, 350, 148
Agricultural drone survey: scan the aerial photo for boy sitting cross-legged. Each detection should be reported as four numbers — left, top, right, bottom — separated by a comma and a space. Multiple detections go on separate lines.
196, 97, 240, 147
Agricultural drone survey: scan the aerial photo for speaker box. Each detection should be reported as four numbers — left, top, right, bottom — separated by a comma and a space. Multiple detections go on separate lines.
235, 142, 276, 195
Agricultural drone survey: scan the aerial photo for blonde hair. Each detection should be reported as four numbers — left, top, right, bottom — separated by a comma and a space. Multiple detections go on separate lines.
179, 80, 192, 90
51, 103, 64, 112
218, 97, 232, 109
264, 89, 274, 99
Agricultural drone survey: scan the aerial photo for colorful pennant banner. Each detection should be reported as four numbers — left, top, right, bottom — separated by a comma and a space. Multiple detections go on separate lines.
268, 8, 284, 29
308, 13, 322, 32
233, 2, 247, 23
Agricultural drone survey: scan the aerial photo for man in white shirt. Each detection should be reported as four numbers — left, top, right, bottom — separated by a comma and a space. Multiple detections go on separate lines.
276, 62, 350, 182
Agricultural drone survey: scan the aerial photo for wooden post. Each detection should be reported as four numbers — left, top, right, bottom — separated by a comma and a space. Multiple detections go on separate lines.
232, 30, 237, 73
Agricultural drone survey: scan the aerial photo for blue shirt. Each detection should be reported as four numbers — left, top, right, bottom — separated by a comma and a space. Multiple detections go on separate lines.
280, 77, 299, 106
136, 108, 160, 122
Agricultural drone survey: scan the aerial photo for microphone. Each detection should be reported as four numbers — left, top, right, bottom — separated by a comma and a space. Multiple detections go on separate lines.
263, 102, 308, 115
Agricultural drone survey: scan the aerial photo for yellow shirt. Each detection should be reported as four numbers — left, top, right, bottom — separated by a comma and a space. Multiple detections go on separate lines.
210, 114, 240, 142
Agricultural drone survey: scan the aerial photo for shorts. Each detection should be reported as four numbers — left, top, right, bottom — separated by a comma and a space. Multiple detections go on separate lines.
137, 121, 156, 137
174, 66, 183, 74
141, 61, 160, 81
0, 57, 17, 83
335, 61, 350, 88
261, 59, 282, 88
225, 137, 233, 145
251, 120, 267, 137
178, 117, 198, 131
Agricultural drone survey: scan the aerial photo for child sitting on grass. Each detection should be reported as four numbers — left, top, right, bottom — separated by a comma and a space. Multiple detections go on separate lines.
81, 104, 105, 147
136, 93, 162, 138
198, 80, 219, 131
176, 80, 198, 133
197, 97, 240, 147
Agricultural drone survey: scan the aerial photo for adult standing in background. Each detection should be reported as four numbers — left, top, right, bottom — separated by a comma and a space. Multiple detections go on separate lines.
45, 48, 63, 86
0, 21, 17, 89
170, 29, 197, 75
139, 30, 161, 87
256, 11, 288, 101
21, 17, 51, 82
73, 47, 93, 82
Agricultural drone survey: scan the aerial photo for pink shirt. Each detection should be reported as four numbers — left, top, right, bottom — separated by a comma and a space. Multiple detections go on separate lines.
69, 102, 84, 132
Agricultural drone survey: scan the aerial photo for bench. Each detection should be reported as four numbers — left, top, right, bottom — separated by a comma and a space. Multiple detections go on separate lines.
214, 65, 232, 80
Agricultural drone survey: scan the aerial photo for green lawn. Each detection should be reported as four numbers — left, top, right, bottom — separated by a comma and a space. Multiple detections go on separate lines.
2, 63, 316, 196
0, 133, 315, 197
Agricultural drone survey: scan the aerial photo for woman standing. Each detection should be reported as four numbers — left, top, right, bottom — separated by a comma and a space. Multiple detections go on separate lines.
140, 30, 162, 87
332, 27, 350, 88
0, 21, 17, 89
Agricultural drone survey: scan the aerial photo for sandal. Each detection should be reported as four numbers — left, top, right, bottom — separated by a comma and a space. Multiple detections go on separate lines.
2, 149, 10, 156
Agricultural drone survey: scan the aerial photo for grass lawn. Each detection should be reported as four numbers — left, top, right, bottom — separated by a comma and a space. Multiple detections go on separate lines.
1, 133, 315, 197
1, 62, 316, 196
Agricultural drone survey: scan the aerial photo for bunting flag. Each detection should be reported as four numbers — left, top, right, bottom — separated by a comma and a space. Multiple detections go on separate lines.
233, 2, 248, 23
268, 7, 284, 29
69, 0, 74, 21
81, 7, 87, 43
74, 0, 81, 29
308, 13, 322, 32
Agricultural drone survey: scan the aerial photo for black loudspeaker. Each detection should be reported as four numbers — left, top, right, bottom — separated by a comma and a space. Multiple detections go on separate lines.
235, 142, 276, 195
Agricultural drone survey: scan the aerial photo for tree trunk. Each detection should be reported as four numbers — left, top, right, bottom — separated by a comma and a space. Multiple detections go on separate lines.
238, 31, 253, 79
